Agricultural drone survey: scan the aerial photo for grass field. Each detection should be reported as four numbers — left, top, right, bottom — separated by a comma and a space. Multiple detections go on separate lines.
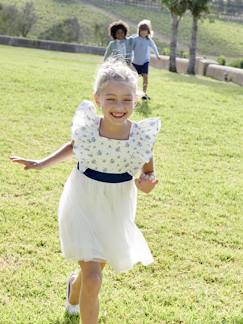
0, 45, 243, 324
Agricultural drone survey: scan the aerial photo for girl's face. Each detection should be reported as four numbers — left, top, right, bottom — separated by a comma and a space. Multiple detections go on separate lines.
115, 29, 125, 40
95, 81, 137, 126
139, 29, 149, 38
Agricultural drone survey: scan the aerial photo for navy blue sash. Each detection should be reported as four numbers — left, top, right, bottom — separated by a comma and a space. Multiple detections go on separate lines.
77, 163, 132, 183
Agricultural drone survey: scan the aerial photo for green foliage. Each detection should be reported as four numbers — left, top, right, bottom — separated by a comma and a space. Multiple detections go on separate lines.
161, 0, 188, 16
229, 58, 243, 69
17, 1, 37, 37
0, 3, 19, 35
94, 22, 110, 46
217, 55, 226, 65
0, 1, 37, 37
178, 49, 188, 57
188, 0, 211, 17
1, 45, 243, 323
39, 16, 81, 43
162, 46, 170, 55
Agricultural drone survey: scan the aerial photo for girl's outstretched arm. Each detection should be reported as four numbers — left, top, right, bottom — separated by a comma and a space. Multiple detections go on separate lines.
104, 41, 112, 61
10, 141, 73, 170
135, 158, 159, 194
149, 38, 160, 59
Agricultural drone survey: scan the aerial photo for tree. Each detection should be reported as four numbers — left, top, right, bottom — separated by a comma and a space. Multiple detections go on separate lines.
187, 0, 210, 74
161, 0, 188, 72
0, 1, 37, 37
18, 1, 37, 37
94, 23, 110, 46
0, 4, 19, 35
39, 17, 81, 43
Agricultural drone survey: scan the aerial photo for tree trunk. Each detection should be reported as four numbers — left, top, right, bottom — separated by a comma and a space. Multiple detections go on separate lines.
187, 15, 198, 75
169, 13, 179, 73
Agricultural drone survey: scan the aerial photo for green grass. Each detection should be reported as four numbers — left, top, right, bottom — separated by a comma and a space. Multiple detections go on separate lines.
0, 45, 243, 324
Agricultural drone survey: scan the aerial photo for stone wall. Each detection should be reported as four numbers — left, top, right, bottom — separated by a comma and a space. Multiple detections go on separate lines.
150, 55, 243, 86
1, 35, 242, 86
0, 35, 105, 55
206, 64, 243, 86
150, 55, 201, 74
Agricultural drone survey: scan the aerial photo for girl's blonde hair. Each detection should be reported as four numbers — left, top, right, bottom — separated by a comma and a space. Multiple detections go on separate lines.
137, 19, 154, 38
94, 59, 138, 94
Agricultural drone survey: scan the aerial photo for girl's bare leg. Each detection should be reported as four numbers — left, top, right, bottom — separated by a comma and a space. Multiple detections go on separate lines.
68, 270, 82, 305
79, 261, 105, 324
142, 74, 148, 94
68, 262, 105, 306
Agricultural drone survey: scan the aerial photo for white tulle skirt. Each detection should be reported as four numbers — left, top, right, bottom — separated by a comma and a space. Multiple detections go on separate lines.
58, 168, 154, 272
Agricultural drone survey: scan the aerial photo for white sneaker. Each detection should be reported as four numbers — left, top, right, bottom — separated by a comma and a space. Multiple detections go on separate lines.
65, 272, 80, 315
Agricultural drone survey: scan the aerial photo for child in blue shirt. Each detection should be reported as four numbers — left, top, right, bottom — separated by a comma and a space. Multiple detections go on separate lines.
132, 20, 161, 101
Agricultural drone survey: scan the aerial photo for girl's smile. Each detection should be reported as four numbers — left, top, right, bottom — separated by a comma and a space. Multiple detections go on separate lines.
95, 80, 137, 125
95, 80, 137, 139
139, 29, 149, 38
115, 28, 126, 40
110, 112, 126, 119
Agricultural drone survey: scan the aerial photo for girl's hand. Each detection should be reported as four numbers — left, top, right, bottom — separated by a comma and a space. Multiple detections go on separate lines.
135, 173, 159, 193
9, 156, 43, 170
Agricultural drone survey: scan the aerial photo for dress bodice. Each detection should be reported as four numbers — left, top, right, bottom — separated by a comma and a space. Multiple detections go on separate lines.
72, 100, 161, 176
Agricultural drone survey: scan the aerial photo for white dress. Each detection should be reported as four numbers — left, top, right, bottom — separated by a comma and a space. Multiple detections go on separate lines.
58, 100, 161, 273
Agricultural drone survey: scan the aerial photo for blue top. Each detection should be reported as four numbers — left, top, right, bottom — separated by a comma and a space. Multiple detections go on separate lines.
104, 38, 134, 63
131, 36, 160, 65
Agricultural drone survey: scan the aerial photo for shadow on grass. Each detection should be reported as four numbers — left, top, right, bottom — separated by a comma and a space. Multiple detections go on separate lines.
54, 0, 78, 3
165, 72, 242, 95
136, 100, 152, 117
51, 312, 79, 324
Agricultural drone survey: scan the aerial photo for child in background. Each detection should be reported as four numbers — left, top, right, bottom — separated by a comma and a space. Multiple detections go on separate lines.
10, 59, 161, 324
132, 19, 161, 101
104, 20, 133, 64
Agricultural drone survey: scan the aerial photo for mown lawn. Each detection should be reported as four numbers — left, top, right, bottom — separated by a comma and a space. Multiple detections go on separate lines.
0, 45, 242, 324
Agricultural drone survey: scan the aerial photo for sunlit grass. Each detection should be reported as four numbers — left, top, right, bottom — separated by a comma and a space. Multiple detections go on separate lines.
0, 45, 242, 323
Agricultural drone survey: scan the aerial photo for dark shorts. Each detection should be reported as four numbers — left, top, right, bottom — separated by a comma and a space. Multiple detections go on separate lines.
132, 62, 149, 75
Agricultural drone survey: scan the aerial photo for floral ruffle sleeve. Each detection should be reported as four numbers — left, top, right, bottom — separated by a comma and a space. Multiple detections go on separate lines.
131, 118, 161, 165
71, 100, 98, 164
